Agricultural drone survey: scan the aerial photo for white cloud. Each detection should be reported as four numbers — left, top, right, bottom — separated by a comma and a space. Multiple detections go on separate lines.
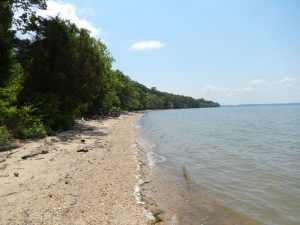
203, 85, 232, 93
36, 0, 101, 37
241, 79, 266, 91
131, 41, 165, 51
203, 77, 296, 94
272, 76, 294, 87
201, 76, 299, 104
248, 79, 266, 88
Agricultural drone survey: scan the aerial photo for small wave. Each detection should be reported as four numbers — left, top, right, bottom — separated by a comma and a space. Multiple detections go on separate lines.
135, 136, 156, 151
147, 152, 166, 169
133, 141, 158, 223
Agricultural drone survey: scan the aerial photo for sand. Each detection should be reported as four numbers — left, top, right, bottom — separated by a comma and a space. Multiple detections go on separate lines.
0, 113, 149, 225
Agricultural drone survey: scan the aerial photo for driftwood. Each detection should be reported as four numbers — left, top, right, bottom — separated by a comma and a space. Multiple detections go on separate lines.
1, 192, 17, 197
0, 151, 15, 163
79, 128, 93, 131
21, 150, 49, 160
77, 148, 89, 153
0, 142, 23, 152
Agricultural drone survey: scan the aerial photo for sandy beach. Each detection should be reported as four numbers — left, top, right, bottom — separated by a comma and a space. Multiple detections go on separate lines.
0, 113, 151, 225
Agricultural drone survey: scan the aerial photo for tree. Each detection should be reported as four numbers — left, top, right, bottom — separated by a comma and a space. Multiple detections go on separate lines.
0, 1, 14, 86
11, 0, 47, 31
0, 0, 46, 86
19, 17, 114, 130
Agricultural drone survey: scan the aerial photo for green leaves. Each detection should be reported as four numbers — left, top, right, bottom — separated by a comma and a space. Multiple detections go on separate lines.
0, 126, 13, 145
11, 0, 46, 31
18, 17, 115, 129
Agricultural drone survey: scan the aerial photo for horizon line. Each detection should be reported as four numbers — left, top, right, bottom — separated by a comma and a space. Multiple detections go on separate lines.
221, 102, 300, 107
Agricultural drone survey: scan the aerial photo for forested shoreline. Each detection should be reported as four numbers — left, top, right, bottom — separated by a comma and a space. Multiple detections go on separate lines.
0, 0, 219, 144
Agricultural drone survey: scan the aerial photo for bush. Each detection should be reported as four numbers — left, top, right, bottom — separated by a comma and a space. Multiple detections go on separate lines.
41, 113, 74, 133
0, 104, 48, 139
15, 106, 48, 138
0, 126, 13, 145
19, 121, 47, 139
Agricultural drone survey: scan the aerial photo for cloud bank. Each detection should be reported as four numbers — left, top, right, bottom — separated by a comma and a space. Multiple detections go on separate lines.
202, 77, 299, 104
131, 41, 165, 51
203, 77, 296, 94
36, 0, 100, 37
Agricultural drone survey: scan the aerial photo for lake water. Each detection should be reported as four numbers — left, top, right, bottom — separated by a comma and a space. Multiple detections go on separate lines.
137, 105, 300, 225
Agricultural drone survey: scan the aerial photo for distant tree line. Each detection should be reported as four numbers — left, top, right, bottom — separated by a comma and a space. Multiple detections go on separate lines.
0, 0, 219, 144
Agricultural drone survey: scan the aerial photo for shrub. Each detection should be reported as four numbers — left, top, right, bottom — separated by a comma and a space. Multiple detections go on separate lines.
0, 126, 13, 145
0, 104, 47, 139
19, 121, 47, 139
46, 114, 75, 132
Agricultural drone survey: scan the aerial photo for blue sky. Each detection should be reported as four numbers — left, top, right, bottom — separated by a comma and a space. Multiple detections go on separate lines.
37, 0, 300, 104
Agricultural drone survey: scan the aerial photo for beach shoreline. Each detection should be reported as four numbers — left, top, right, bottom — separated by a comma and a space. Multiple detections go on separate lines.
0, 113, 152, 225
136, 110, 265, 225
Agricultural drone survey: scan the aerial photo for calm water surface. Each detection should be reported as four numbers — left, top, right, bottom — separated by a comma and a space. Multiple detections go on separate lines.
137, 106, 300, 225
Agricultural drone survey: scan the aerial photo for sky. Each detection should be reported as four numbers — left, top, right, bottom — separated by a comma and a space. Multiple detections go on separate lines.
35, 0, 300, 105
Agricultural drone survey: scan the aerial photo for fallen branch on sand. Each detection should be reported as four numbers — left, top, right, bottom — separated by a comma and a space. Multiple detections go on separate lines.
1, 192, 17, 197
77, 148, 89, 153
21, 150, 49, 160
0, 142, 23, 152
0, 150, 19, 163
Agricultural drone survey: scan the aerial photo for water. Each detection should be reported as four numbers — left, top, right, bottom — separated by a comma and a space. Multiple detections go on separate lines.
137, 105, 300, 225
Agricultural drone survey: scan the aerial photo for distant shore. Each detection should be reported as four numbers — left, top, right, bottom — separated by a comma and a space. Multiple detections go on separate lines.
0, 113, 150, 225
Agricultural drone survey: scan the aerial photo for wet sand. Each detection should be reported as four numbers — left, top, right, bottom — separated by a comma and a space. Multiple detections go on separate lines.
0, 113, 149, 225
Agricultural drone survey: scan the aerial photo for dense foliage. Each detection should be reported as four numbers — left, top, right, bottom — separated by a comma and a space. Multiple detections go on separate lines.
0, 3, 219, 144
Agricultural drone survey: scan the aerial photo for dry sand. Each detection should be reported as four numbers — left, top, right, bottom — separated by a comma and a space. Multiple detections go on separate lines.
0, 113, 150, 225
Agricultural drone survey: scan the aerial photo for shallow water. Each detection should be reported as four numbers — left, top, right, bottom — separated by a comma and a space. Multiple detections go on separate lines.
137, 105, 300, 225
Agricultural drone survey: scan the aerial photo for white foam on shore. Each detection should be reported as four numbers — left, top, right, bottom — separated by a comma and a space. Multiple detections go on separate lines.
171, 214, 178, 225
143, 208, 156, 221
132, 116, 159, 223
135, 123, 165, 171
133, 141, 156, 222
